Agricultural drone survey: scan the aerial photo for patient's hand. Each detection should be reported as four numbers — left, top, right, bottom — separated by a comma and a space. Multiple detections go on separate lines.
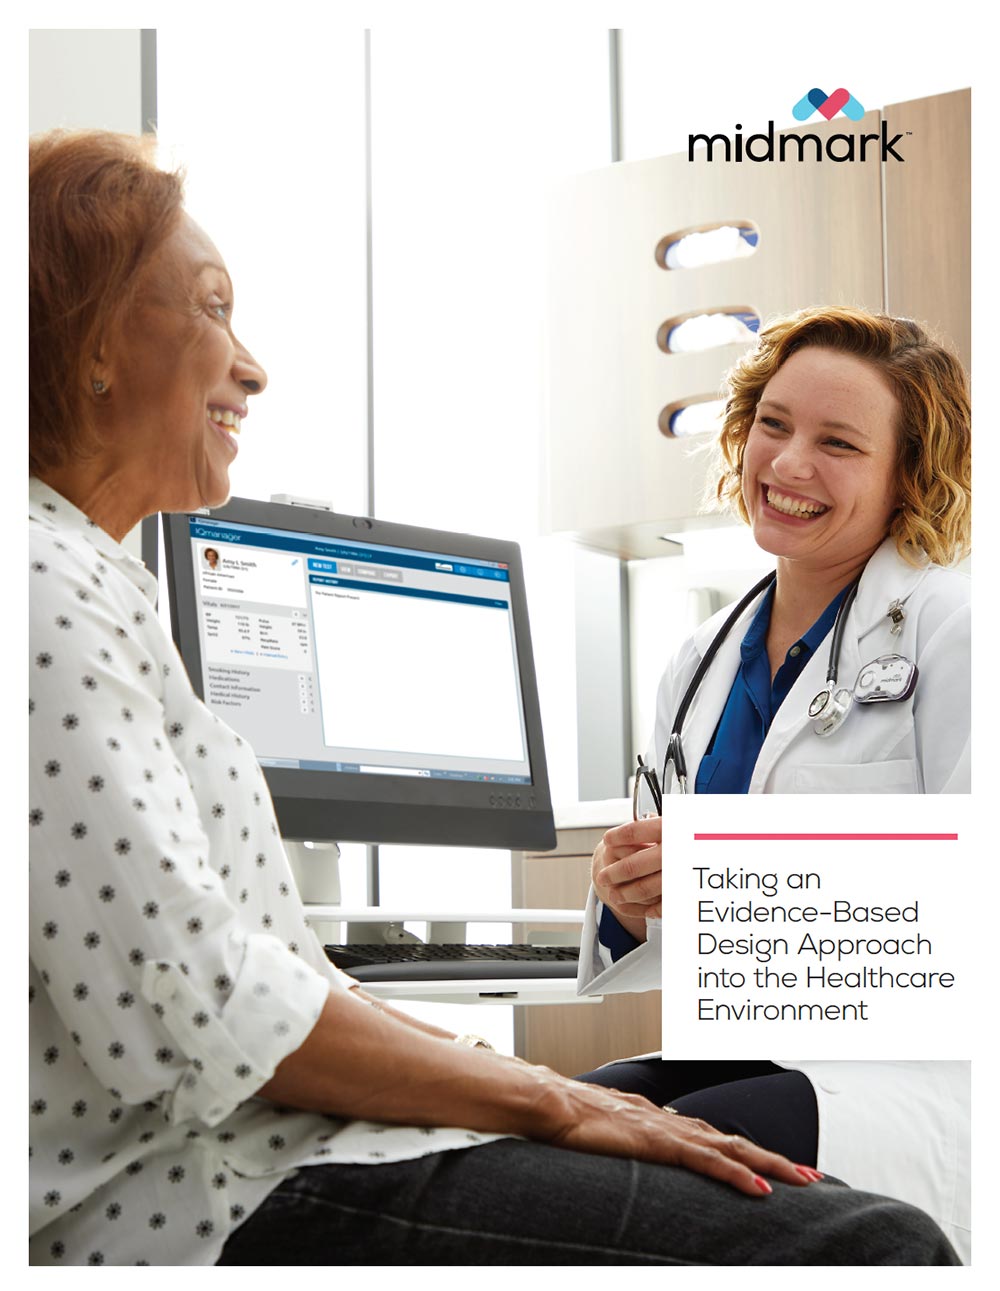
540, 1074, 816, 1197
591, 817, 662, 943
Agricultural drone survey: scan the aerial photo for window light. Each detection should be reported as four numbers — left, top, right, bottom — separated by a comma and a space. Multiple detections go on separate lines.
659, 398, 726, 439
661, 309, 759, 353
657, 223, 759, 270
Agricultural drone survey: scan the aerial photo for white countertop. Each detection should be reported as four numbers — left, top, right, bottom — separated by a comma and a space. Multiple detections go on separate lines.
553, 798, 631, 830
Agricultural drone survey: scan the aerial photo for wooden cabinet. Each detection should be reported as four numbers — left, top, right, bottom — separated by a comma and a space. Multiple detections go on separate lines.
883, 89, 970, 367
512, 826, 660, 1076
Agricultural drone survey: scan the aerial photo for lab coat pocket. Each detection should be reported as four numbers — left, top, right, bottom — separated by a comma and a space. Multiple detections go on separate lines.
790, 759, 920, 793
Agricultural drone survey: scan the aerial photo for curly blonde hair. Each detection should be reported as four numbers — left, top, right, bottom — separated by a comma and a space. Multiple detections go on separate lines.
715, 307, 971, 566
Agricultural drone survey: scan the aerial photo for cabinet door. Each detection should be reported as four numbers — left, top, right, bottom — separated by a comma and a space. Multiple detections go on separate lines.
884, 89, 970, 371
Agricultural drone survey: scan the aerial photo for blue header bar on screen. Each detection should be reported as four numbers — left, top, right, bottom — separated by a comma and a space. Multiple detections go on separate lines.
188, 516, 510, 581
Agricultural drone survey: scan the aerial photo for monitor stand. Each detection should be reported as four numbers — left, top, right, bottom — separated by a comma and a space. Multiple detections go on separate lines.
284, 840, 342, 946
285, 840, 467, 945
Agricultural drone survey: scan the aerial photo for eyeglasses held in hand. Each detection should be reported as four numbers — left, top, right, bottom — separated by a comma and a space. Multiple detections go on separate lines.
632, 755, 663, 820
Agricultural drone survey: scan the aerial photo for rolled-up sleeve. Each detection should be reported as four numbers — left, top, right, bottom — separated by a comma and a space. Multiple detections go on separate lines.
141, 937, 329, 1126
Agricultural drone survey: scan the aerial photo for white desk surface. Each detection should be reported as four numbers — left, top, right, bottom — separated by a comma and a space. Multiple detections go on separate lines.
553, 798, 631, 829
303, 906, 585, 923
363, 978, 599, 1006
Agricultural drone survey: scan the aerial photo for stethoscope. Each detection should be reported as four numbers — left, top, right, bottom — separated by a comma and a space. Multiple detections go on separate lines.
655, 571, 918, 794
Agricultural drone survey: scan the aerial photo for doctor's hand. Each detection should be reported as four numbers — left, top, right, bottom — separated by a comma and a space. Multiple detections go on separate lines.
592, 817, 662, 943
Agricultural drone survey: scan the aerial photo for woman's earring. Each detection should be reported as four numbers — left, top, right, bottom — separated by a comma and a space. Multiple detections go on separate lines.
92, 379, 107, 394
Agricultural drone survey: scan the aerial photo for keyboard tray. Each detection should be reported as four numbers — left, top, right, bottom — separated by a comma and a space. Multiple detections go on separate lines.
325, 942, 580, 983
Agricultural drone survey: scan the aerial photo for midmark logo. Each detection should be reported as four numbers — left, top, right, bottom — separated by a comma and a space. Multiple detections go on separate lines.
791, 87, 865, 122
689, 88, 907, 163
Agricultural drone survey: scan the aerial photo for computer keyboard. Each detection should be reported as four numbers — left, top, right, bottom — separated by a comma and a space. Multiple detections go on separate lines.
324, 941, 580, 982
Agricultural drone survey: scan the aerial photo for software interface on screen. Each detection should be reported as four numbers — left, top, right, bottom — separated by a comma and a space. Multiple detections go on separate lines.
185, 515, 532, 785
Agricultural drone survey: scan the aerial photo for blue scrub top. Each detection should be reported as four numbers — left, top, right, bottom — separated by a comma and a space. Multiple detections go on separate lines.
598, 582, 848, 961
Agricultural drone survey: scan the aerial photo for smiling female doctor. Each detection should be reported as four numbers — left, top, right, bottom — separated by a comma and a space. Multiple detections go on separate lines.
657, 306, 970, 797
577, 307, 972, 1259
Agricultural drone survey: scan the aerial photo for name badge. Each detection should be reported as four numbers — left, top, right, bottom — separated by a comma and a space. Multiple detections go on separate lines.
853, 653, 918, 704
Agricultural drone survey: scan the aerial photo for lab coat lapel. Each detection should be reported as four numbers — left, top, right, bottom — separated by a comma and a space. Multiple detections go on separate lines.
850, 538, 930, 648
750, 539, 930, 788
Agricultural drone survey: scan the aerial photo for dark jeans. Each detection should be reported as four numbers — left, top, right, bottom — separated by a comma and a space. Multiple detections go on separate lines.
217, 1139, 958, 1265
575, 1059, 819, 1167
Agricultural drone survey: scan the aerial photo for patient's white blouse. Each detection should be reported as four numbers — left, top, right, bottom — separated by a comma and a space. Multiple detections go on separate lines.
28, 480, 494, 1266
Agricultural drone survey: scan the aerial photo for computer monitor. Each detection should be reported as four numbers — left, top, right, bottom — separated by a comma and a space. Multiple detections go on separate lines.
162, 497, 556, 851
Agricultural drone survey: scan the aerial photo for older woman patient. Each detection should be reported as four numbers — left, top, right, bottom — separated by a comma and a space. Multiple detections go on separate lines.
28, 130, 960, 1266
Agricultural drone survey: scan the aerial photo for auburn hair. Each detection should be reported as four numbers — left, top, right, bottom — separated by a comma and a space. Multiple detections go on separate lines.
29, 129, 185, 473
714, 306, 971, 566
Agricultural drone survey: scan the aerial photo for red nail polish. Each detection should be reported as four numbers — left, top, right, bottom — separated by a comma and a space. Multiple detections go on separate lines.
754, 1175, 772, 1194
796, 1165, 817, 1182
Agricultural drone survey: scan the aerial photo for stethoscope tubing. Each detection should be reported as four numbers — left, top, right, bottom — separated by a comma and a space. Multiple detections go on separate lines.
663, 570, 861, 794
664, 571, 776, 790
823, 578, 860, 685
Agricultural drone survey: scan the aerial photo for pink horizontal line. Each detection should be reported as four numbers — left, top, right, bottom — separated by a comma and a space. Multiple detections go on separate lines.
694, 833, 957, 841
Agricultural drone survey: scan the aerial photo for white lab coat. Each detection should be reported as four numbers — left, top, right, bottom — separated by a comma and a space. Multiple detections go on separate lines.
650, 537, 970, 794
574, 539, 972, 1258
577, 891, 971, 1262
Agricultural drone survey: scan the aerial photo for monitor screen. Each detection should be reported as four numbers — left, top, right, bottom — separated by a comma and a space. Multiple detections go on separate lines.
162, 498, 556, 849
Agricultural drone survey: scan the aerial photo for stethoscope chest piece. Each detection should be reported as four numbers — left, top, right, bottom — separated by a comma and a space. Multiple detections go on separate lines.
808, 686, 854, 737
806, 576, 861, 738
